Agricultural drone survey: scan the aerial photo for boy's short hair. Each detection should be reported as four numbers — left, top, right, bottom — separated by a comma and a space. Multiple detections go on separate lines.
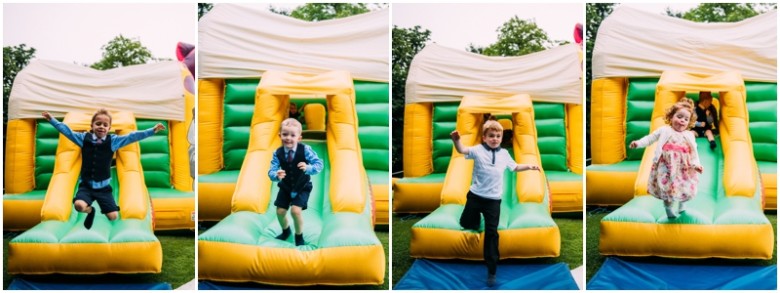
482, 120, 503, 136
280, 118, 303, 134
92, 108, 112, 124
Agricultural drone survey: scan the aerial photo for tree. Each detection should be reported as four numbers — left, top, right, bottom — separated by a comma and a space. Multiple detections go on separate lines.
4, 44, 36, 125
198, 3, 213, 20
667, 3, 775, 22
271, 3, 380, 21
585, 3, 615, 160
469, 16, 564, 57
392, 25, 431, 174
90, 35, 152, 70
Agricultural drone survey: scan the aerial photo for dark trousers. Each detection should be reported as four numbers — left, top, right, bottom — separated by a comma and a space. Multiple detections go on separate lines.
459, 191, 501, 275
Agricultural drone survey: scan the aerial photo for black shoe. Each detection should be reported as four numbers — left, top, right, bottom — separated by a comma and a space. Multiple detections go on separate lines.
295, 233, 305, 246
84, 207, 96, 230
709, 140, 717, 150
487, 273, 496, 287
275, 227, 291, 240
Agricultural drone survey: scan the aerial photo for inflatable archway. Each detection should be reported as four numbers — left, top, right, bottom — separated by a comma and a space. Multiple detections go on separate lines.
5, 59, 194, 273
197, 4, 390, 226
589, 6, 776, 258
395, 43, 584, 214
410, 94, 560, 259
197, 4, 388, 285
199, 70, 384, 285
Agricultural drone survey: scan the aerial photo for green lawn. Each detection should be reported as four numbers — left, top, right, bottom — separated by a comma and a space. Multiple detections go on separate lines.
392, 213, 583, 287
585, 207, 777, 283
3, 230, 195, 289
197, 222, 390, 290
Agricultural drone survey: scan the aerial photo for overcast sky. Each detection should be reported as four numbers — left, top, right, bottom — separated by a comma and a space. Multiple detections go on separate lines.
393, 3, 584, 51
392, 3, 705, 51
4, 3, 196, 65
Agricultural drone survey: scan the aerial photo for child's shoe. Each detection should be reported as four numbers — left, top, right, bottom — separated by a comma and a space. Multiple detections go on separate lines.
84, 206, 96, 229
275, 227, 291, 240
295, 233, 305, 246
709, 140, 717, 150
487, 273, 497, 287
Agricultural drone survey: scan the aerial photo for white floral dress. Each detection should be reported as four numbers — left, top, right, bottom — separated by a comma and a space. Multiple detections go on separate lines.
647, 130, 698, 202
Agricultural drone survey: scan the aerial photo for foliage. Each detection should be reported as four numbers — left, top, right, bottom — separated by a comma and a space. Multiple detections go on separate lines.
198, 3, 213, 20
90, 35, 152, 70
585, 3, 615, 160
470, 16, 563, 57
271, 3, 381, 21
392, 25, 431, 173
3, 44, 36, 124
667, 3, 775, 22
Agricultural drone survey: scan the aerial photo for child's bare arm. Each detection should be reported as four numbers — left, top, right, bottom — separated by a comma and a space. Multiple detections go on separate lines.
450, 130, 469, 154
42, 111, 53, 121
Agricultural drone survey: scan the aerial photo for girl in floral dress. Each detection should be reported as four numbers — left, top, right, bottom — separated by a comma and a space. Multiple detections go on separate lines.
630, 98, 704, 219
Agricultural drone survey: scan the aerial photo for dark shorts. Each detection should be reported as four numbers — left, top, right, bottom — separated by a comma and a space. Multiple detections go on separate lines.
274, 182, 313, 210
73, 182, 120, 214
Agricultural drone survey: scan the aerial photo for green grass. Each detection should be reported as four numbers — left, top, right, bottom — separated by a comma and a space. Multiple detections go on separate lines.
391, 213, 583, 287
197, 222, 390, 289
4, 230, 195, 289
585, 207, 777, 283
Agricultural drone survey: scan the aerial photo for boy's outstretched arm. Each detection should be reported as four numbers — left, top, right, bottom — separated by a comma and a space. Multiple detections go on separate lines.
450, 130, 469, 155
111, 123, 166, 151
42, 111, 85, 147
514, 164, 540, 172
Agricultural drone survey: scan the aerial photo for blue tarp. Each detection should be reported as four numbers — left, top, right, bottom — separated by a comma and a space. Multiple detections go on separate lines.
8, 278, 172, 290
587, 257, 777, 290
394, 259, 579, 290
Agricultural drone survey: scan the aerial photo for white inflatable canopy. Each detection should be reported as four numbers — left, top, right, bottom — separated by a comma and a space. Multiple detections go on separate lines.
8, 60, 185, 121
406, 43, 582, 104
593, 5, 777, 82
198, 4, 389, 82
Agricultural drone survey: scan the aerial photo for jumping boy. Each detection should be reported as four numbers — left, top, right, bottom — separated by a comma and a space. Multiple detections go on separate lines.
450, 119, 540, 287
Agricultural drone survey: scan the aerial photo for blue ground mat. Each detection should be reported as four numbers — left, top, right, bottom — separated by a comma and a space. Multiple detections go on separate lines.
587, 257, 777, 290
394, 259, 578, 290
8, 278, 172, 290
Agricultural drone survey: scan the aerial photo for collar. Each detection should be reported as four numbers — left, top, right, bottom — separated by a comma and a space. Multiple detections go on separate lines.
91, 133, 107, 141
481, 143, 500, 152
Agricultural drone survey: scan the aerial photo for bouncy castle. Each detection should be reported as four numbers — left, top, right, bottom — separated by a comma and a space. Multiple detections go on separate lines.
398, 43, 582, 259
4, 59, 195, 273
588, 6, 776, 258
197, 4, 388, 285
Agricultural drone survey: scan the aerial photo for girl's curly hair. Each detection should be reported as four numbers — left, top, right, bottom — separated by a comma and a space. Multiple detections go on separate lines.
663, 97, 697, 129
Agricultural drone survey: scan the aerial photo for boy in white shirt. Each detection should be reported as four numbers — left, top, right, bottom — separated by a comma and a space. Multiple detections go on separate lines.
450, 119, 540, 287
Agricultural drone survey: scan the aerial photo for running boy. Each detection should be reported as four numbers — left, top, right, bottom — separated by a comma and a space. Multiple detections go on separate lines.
268, 118, 323, 246
450, 119, 540, 287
